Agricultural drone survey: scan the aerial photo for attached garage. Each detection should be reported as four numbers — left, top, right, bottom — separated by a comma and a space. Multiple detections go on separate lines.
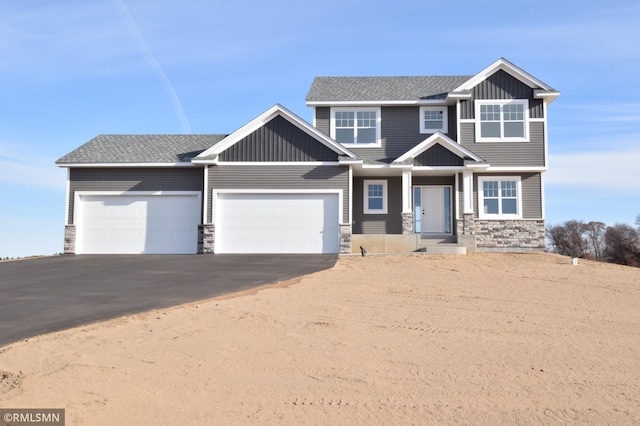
75, 192, 201, 254
214, 192, 340, 254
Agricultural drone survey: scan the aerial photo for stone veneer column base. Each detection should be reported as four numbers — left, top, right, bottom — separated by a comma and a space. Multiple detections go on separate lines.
199, 224, 215, 254
64, 225, 76, 254
401, 212, 414, 235
339, 224, 352, 254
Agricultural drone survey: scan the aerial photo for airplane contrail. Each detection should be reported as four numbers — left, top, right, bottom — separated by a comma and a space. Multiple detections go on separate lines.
115, 0, 192, 133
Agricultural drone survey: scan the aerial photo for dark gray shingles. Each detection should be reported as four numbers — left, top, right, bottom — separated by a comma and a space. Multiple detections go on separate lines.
306, 75, 473, 102
56, 134, 227, 164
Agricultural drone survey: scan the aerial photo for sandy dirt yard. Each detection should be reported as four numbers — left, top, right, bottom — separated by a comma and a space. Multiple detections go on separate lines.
1, 252, 639, 425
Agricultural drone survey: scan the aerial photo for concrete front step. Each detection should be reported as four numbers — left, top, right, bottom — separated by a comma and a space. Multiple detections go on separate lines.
415, 244, 467, 255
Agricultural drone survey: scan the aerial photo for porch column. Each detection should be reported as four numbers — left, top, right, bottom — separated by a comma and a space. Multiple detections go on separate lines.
462, 170, 474, 214
401, 170, 414, 234
460, 170, 477, 252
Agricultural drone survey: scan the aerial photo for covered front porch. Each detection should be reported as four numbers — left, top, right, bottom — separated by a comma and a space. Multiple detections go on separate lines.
344, 132, 489, 254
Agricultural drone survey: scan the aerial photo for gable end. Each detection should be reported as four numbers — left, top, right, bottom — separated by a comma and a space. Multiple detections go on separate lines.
219, 115, 339, 162
414, 143, 464, 167
460, 70, 543, 120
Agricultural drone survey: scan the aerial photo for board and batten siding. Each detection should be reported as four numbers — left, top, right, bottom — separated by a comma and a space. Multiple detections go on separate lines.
459, 70, 544, 119
415, 143, 464, 167
352, 176, 402, 234
67, 167, 204, 224
467, 173, 543, 219
314, 106, 457, 160
207, 165, 349, 223
459, 122, 545, 167
219, 115, 339, 162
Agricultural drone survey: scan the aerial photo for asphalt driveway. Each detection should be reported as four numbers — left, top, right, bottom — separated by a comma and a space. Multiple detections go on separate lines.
0, 254, 337, 347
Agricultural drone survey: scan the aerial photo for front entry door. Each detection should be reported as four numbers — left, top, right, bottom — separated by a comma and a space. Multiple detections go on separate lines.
415, 186, 452, 234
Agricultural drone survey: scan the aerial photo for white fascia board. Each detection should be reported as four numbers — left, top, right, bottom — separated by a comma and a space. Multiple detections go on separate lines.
306, 99, 450, 107
56, 162, 197, 168
485, 166, 547, 172
338, 158, 364, 165
534, 89, 561, 104
196, 104, 357, 159
212, 161, 341, 166
454, 58, 555, 92
412, 166, 466, 172
389, 163, 413, 169
464, 162, 491, 170
191, 156, 218, 165
395, 132, 483, 163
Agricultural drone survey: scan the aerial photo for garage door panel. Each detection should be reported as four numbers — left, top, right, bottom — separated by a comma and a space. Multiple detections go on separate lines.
216, 193, 339, 254
77, 194, 199, 254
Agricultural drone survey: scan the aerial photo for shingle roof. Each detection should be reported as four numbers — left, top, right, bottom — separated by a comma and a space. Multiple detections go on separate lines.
306, 75, 473, 102
56, 134, 228, 164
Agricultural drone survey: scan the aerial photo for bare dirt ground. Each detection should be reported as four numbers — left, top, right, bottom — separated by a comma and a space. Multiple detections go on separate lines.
1, 252, 639, 425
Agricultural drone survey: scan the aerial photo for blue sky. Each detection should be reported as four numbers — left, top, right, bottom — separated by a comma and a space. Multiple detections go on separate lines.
1, 0, 639, 258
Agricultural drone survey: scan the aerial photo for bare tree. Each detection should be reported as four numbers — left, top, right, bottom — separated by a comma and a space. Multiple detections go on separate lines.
604, 224, 640, 267
584, 221, 606, 261
546, 220, 588, 258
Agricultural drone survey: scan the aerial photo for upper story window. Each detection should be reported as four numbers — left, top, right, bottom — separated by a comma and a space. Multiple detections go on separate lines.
475, 100, 529, 142
331, 107, 381, 146
478, 176, 522, 219
419, 106, 448, 134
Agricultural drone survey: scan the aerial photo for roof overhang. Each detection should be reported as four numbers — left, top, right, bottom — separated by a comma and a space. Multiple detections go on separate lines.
194, 104, 357, 164
306, 98, 454, 107
56, 162, 199, 168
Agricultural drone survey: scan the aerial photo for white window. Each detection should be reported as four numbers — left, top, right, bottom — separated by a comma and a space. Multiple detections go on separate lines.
478, 177, 522, 219
331, 108, 381, 146
419, 106, 448, 134
363, 180, 388, 214
475, 100, 529, 142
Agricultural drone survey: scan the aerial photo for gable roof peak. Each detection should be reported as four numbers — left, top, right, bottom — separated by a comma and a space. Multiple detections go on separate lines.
455, 57, 556, 92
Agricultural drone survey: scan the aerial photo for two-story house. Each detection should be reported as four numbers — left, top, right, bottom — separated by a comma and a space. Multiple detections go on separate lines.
56, 58, 559, 255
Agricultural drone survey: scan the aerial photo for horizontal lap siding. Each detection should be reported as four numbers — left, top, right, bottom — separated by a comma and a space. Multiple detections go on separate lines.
68, 168, 203, 224
460, 122, 545, 167
353, 176, 402, 234
473, 173, 542, 219
315, 106, 457, 161
207, 165, 349, 223
315, 107, 330, 136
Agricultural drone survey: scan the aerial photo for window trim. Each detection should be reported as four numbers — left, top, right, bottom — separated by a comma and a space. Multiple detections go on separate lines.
419, 106, 448, 134
477, 176, 522, 219
330, 107, 381, 147
475, 99, 529, 142
363, 179, 388, 214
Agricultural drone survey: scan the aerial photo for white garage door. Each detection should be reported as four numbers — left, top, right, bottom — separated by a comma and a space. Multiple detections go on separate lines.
76, 193, 200, 254
216, 193, 339, 254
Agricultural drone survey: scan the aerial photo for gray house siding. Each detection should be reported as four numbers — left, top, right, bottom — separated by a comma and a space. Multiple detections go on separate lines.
459, 122, 545, 167
219, 115, 338, 162
207, 165, 349, 223
415, 144, 464, 166
67, 167, 203, 224
352, 176, 402, 234
470, 173, 542, 219
314, 105, 457, 161
413, 176, 455, 186
460, 70, 544, 119
315, 107, 330, 136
